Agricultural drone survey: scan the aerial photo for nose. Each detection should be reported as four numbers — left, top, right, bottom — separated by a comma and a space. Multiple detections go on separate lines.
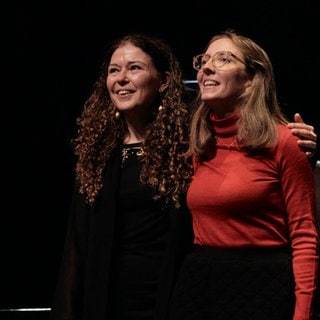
201, 59, 215, 72
202, 63, 215, 74
116, 69, 130, 82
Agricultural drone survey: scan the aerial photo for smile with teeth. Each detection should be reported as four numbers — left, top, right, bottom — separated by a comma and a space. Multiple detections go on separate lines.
117, 90, 132, 95
204, 80, 219, 86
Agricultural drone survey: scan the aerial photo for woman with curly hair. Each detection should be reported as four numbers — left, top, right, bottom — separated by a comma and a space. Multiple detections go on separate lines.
49, 33, 194, 320
49, 32, 317, 320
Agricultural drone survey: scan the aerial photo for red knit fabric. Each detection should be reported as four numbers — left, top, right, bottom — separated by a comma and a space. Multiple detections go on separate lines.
187, 112, 319, 319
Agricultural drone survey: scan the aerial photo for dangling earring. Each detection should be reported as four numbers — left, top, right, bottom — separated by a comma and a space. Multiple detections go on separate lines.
115, 111, 120, 120
158, 89, 165, 112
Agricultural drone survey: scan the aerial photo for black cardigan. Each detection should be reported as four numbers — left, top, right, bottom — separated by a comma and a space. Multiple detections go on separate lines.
49, 147, 193, 320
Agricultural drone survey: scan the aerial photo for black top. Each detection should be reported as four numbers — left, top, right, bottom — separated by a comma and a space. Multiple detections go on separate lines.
110, 143, 170, 319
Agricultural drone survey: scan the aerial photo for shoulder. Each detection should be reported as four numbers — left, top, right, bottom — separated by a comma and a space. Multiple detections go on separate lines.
276, 124, 300, 149
274, 124, 312, 168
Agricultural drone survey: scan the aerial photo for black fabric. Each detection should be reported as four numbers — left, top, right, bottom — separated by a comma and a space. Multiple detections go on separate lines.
49, 145, 194, 320
108, 143, 170, 319
169, 246, 295, 320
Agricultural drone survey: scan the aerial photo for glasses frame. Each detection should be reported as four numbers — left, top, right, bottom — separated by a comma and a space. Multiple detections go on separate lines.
192, 51, 246, 71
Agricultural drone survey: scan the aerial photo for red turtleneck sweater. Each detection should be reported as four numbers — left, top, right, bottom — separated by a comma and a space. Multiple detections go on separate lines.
187, 112, 319, 320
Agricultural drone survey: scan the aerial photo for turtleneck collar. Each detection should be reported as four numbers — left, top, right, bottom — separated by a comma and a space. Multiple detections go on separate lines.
210, 112, 240, 138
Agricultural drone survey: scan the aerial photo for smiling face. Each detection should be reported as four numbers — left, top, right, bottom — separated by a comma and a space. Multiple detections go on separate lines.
196, 38, 252, 117
106, 43, 168, 117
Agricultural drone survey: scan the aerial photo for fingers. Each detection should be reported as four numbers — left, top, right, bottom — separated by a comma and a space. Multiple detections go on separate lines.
287, 113, 316, 140
288, 113, 318, 157
288, 113, 313, 130
297, 140, 317, 157
287, 114, 314, 131
293, 113, 304, 123
297, 139, 317, 149
287, 123, 315, 131
290, 128, 317, 142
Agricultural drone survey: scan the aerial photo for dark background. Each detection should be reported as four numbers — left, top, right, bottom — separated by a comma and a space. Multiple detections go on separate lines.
2, 0, 319, 316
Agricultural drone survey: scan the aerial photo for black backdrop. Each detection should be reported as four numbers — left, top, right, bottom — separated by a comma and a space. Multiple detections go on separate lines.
2, 0, 319, 313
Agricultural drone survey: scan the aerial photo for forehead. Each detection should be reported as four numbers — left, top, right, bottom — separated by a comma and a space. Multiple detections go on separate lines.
111, 43, 152, 64
206, 38, 241, 56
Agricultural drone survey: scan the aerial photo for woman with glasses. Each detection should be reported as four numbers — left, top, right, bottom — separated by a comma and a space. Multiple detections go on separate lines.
169, 29, 319, 320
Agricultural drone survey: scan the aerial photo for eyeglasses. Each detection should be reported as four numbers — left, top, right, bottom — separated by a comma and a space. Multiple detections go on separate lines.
192, 51, 245, 71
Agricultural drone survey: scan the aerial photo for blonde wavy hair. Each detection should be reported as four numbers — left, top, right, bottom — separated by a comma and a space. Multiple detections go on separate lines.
188, 29, 288, 161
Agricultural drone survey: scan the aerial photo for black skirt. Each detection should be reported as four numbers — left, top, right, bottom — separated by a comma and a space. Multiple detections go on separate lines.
168, 246, 295, 320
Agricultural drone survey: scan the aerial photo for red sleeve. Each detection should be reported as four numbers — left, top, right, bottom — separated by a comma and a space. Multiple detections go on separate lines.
276, 126, 319, 320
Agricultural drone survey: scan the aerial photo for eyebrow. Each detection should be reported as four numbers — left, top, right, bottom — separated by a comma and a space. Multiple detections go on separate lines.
109, 60, 149, 67
221, 51, 246, 65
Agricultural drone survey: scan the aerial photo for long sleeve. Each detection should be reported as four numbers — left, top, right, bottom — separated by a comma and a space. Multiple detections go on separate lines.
276, 127, 319, 320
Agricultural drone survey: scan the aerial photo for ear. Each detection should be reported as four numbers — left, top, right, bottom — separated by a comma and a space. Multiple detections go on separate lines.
159, 71, 170, 93
244, 79, 252, 90
242, 74, 254, 96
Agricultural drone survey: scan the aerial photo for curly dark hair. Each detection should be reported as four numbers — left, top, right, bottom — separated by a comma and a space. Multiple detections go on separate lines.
73, 33, 193, 208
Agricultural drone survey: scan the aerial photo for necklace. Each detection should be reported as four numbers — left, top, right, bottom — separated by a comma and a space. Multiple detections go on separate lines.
121, 144, 144, 167
215, 136, 238, 150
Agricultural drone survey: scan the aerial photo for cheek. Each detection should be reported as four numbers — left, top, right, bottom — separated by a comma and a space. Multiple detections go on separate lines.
228, 73, 249, 91
105, 77, 112, 90
196, 71, 202, 83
